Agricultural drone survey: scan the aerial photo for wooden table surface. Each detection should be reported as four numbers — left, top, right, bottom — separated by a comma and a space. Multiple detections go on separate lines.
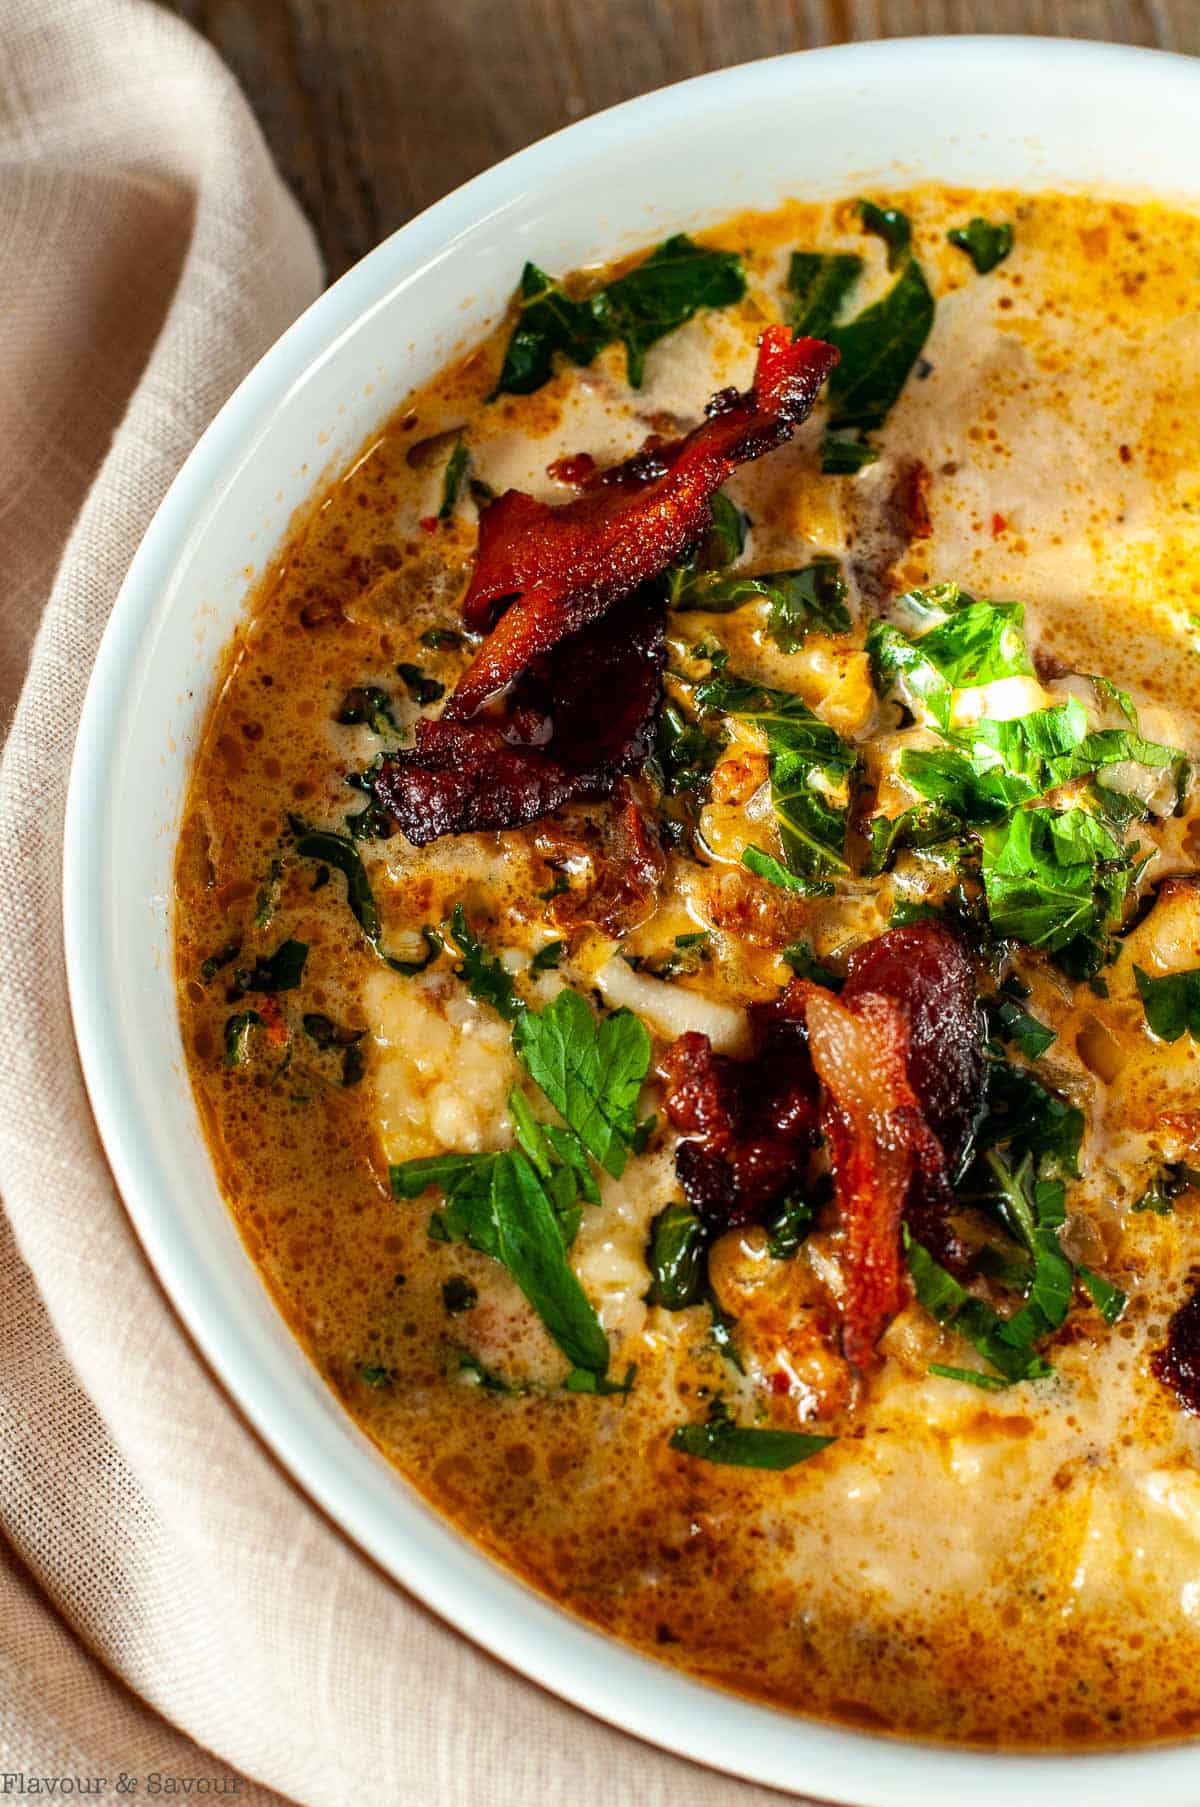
167, 1, 1198, 279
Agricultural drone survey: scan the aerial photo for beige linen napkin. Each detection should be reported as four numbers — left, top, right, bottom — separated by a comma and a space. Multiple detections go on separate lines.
0, 3, 799, 1801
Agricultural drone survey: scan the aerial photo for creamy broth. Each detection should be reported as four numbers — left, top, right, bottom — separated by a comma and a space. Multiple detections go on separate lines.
176, 189, 1200, 1746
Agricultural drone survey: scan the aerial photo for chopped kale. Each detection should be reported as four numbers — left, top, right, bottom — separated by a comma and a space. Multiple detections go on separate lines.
763, 1185, 824, 1259
1134, 965, 1200, 1044
741, 846, 834, 895
948, 218, 1014, 274
645, 1203, 707, 1309
863, 801, 961, 876
820, 435, 880, 475
786, 249, 862, 337
358, 1364, 395, 1388
1134, 1163, 1200, 1214
596, 234, 747, 388
530, 939, 566, 977
200, 941, 240, 984
336, 685, 399, 735
438, 439, 469, 519
859, 198, 912, 270
494, 236, 745, 394
291, 821, 441, 975
780, 940, 842, 989
395, 661, 445, 705
253, 856, 283, 929
446, 902, 524, 1022
826, 255, 935, 432
988, 985, 1056, 1061
698, 668, 858, 878
238, 938, 308, 993
223, 1010, 264, 1067
670, 1402, 834, 1470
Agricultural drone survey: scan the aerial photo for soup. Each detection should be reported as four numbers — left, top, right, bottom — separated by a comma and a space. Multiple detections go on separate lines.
175, 187, 1200, 1746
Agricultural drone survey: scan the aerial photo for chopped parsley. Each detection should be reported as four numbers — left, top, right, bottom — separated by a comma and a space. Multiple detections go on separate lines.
1134, 965, 1200, 1044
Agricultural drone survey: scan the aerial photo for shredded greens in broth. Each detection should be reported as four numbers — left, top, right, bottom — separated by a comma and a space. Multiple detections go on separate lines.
176, 186, 1200, 1749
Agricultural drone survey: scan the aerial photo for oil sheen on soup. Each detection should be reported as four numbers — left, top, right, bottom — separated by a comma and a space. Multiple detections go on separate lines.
176, 187, 1200, 1747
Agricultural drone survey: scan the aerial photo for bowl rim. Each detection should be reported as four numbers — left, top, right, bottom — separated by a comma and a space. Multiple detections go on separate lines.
63, 34, 1200, 1806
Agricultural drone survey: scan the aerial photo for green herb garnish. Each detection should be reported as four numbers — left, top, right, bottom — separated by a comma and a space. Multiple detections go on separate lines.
1134, 1162, 1200, 1214
820, 435, 880, 475
513, 988, 650, 1179
826, 254, 934, 432
1134, 965, 1200, 1044
200, 941, 240, 984
780, 941, 841, 989
238, 938, 308, 993
446, 902, 523, 1021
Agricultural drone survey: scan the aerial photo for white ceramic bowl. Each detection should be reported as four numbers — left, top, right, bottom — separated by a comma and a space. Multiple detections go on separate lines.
65, 36, 1200, 1806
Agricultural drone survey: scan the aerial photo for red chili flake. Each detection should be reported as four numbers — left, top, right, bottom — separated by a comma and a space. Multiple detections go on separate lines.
903, 459, 933, 540
991, 512, 1007, 537
418, 514, 438, 534
546, 452, 596, 486
257, 992, 289, 1047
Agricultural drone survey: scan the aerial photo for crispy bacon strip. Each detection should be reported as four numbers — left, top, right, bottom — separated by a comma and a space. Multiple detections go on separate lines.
1154, 1288, 1200, 1414
800, 983, 950, 1367
660, 989, 821, 1230
373, 593, 663, 843
797, 923, 985, 1361
535, 789, 666, 938
842, 922, 983, 1180
447, 328, 838, 718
